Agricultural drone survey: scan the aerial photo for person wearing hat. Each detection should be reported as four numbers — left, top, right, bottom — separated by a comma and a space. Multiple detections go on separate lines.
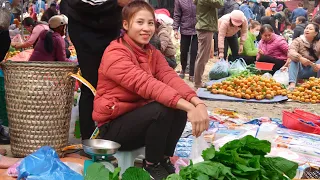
239, 0, 254, 22
29, 15, 70, 62
218, 10, 248, 61
266, 2, 277, 17
193, 0, 223, 89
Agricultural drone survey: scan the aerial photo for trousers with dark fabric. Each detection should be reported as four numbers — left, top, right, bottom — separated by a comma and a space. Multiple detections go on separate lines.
68, 16, 120, 140
180, 34, 198, 76
99, 102, 187, 163
258, 55, 286, 75
238, 55, 256, 65
224, 34, 239, 61
0, 30, 11, 62
214, 32, 218, 52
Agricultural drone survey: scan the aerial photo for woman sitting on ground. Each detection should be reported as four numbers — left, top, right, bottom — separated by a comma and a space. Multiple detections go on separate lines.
93, 1, 209, 180
287, 23, 320, 90
238, 21, 261, 65
293, 16, 307, 40
218, 10, 248, 61
12, 17, 49, 49
29, 15, 70, 62
257, 24, 289, 74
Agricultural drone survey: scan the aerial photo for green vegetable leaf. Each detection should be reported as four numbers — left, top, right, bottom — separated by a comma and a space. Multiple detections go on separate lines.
122, 167, 150, 180
166, 174, 183, 180
111, 167, 121, 180
202, 146, 215, 161
260, 157, 298, 179
85, 162, 111, 180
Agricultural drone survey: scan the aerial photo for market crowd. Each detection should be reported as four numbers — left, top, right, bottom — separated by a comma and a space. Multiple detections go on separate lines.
0, 0, 320, 179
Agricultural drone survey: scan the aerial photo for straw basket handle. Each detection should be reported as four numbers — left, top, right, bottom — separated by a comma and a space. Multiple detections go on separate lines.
68, 71, 100, 140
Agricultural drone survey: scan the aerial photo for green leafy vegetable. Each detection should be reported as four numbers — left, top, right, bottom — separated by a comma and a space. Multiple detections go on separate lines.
122, 167, 150, 180
166, 135, 298, 180
85, 162, 120, 180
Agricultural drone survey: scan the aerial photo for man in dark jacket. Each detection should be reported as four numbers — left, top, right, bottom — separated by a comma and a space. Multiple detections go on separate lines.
41, 3, 58, 22
218, 0, 240, 18
251, 0, 265, 22
66, 0, 130, 140
293, 16, 307, 40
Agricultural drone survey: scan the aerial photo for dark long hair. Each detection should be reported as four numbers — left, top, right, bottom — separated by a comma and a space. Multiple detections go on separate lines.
22, 17, 38, 27
44, 30, 54, 53
307, 23, 320, 60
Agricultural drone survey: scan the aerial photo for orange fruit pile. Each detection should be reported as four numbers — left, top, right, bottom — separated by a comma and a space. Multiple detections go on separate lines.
288, 77, 320, 103
207, 75, 287, 100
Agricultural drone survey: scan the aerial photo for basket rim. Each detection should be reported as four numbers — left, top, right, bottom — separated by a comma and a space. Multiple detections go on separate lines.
0, 61, 78, 68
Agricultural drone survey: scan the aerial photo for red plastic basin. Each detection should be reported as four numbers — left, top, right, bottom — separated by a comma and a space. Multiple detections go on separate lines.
255, 62, 275, 71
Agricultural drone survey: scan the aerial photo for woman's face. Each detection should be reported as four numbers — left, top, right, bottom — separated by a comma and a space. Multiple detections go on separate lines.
261, 30, 273, 42
123, 10, 155, 47
304, 24, 318, 40
250, 25, 261, 34
25, 25, 33, 33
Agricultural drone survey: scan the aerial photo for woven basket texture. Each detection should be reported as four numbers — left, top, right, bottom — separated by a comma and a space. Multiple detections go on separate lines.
0, 61, 78, 157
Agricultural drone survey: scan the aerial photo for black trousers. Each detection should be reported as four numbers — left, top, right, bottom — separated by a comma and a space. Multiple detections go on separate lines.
258, 55, 286, 75
238, 55, 256, 65
0, 30, 11, 62
224, 34, 239, 61
214, 32, 218, 52
68, 16, 120, 140
99, 102, 187, 163
180, 34, 198, 76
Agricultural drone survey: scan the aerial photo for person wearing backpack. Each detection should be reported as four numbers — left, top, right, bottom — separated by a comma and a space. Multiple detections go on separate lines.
0, 0, 19, 62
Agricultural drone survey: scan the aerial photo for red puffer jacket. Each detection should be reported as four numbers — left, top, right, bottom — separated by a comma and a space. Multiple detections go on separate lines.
93, 33, 197, 126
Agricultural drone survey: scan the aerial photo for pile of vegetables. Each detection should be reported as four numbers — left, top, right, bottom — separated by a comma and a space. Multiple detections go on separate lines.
166, 135, 298, 180
207, 75, 287, 100
288, 77, 320, 103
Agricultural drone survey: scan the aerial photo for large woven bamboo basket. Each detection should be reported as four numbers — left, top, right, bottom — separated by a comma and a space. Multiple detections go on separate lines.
0, 61, 78, 157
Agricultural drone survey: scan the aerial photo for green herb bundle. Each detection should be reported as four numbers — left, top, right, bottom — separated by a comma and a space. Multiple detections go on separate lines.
167, 135, 298, 180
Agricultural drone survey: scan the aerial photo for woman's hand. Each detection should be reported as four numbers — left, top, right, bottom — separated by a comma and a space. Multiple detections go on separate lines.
315, 64, 320, 71
218, 52, 224, 59
300, 57, 312, 67
174, 30, 180, 39
187, 104, 209, 137
258, 49, 264, 55
238, 44, 244, 54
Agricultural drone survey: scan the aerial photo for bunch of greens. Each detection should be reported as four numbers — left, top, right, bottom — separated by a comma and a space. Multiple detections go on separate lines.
85, 164, 150, 180
246, 64, 261, 75
166, 135, 298, 180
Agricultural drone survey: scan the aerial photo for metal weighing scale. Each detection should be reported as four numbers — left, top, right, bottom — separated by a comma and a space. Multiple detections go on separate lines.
82, 139, 121, 174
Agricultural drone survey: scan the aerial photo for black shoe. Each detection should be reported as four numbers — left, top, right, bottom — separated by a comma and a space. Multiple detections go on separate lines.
143, 160, 169, 180
160, 157, 176, 174
179, 71, 185, 79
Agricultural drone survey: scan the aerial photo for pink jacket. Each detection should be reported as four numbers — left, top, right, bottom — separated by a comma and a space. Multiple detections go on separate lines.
258, 33, 288, 61
23, 24, 49, 48
218, 14, 248, 52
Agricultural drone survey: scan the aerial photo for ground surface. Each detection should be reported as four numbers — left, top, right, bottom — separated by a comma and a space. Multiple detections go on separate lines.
179, 58, 320, 119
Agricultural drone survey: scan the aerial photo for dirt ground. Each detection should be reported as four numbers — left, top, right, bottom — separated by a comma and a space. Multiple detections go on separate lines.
179, 58, 320, 119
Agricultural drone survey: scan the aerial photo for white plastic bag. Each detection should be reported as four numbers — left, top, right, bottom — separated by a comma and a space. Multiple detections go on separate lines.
189, 134, 209, 163
273, 69, 289, 86
209, 58, 229, 80
228, 58, 247, 76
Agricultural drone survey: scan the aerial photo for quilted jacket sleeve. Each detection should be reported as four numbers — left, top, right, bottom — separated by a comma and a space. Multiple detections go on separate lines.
153, 50, 197, 102
100, 46, 182, 108
288, 38, 302, 61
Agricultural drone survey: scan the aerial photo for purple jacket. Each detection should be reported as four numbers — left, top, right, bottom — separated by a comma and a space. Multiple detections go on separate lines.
258, 33, 288, 61
172, 0, 196, 35
29, 30, 69, 62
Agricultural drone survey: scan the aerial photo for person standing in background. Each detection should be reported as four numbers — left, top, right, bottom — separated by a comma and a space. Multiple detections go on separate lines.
290, 3, 308, 24
35, 0, 45, 14
66, 0, 131, 140
239, 0, 254, 22
251, 0, 265, 22
293, 16, 307, 40
0, 0, 20, 62
173, 0, 198, 82
265, 2, 277, 17
41, 3, 58, 22
194, 0, 224, 89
